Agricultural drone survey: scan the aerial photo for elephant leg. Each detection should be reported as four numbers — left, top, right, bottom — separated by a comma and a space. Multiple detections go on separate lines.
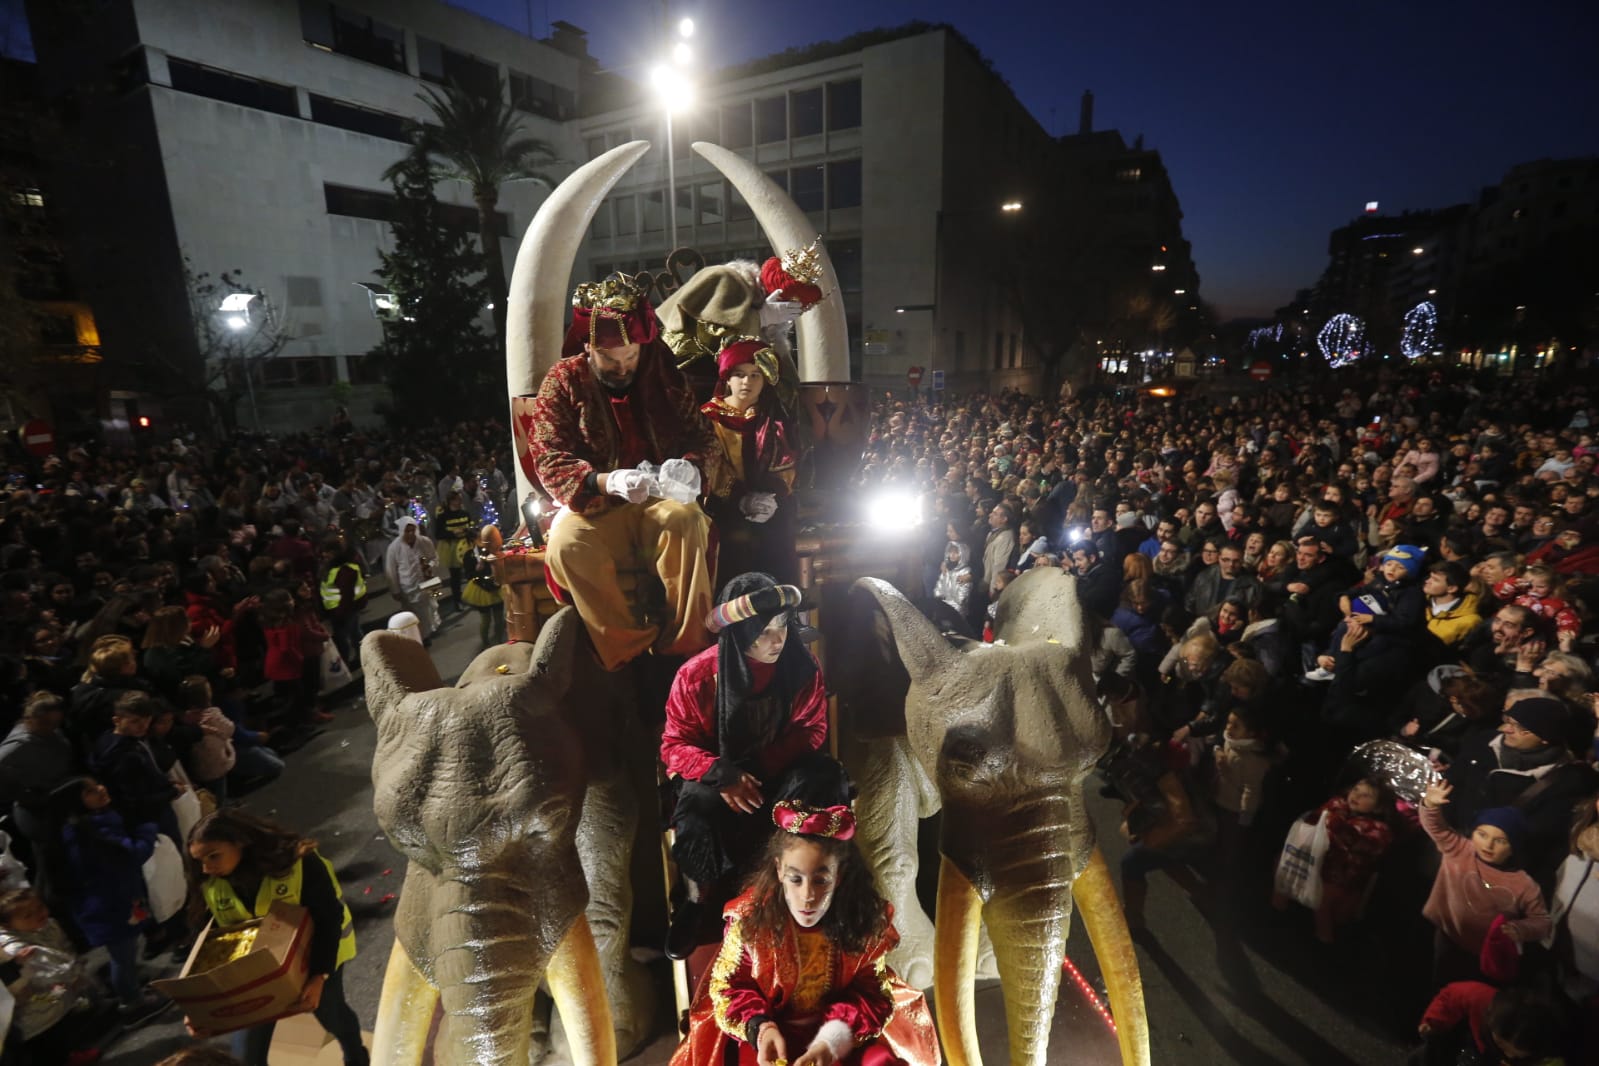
575, 768, 652, 1057
371, 939, 438, 1066
841, 734, 939, 988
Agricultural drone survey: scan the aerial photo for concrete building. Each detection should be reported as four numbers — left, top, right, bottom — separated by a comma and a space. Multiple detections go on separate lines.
24, 0, 582, 431
576, 25, 1060, 394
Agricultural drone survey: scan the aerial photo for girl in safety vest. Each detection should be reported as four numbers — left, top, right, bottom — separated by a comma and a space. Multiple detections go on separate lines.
184, 810, 367, 1066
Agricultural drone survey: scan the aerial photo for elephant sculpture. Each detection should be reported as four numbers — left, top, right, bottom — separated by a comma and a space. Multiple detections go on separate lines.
360, 609, 654, 1066
832, 566, 1150, 1066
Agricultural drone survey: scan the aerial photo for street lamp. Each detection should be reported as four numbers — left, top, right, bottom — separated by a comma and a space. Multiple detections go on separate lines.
1000, 201, 1023, 213
652, 17, 697, 251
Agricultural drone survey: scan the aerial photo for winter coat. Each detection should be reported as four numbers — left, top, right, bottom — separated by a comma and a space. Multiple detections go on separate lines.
60, 809, 158, 946
262, 620, 307, 683
1210, 736, 1272, 826
1420, 803, 1550, 954
1425, 593, 1482, 648
1445, 731, 1599, 882
90, 732, 176, 831
182, 706, 237, 782
933, 542, 974, 615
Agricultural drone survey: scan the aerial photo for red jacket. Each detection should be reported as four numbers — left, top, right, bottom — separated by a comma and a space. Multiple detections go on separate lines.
523, 346, 712, 514
184, 592, 237, 671
1419, 980, 1495, 1051
262, 621, 306, 682
660, 644, 827, 783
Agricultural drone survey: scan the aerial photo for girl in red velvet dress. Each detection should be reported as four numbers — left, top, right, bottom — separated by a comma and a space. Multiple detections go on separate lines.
671, 801, 940, 1066
700, 338, 800, 589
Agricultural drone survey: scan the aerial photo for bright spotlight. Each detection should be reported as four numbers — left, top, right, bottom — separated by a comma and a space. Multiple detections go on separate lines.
866, 491, 920, 531
678, 17, 695, 38
672, 41, 692, 65
1000, 201, 1023, 212
226, 315, 247, 331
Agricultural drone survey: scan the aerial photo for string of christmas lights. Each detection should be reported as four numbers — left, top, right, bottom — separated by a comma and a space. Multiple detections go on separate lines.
1401, 300, 1438, 359
1317, 313, 1366, 368
1061, 953, 1118, 1035
478, 473, 499, 529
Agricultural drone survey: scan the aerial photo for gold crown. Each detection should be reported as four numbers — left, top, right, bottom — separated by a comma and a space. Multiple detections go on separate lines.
779, 240, 823, 285
572, 272, 645, 313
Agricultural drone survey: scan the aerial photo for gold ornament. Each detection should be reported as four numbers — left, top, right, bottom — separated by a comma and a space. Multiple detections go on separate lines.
779, 240, 823, 285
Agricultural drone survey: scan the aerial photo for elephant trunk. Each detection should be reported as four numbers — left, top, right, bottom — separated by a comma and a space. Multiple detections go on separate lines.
983, 855, 1073, 1066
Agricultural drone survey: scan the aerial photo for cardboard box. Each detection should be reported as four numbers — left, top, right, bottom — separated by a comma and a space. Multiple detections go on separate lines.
153, 902, 312, 1034
267, 1009, 333, 1062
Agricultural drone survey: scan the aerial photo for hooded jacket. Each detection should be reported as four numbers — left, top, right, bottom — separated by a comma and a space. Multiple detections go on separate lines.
933, 541, 973, 614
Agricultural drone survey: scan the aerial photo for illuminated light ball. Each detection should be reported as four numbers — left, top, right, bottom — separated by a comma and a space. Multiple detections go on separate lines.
1317, 313, 1366, 368
1401, 301, 1438, 360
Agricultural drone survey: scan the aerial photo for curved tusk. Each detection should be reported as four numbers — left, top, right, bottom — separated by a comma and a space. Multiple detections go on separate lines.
1072, 847, 1151, 1066
691, 141, 849, 383
933, 857, 985, 1066
505, 139, 651, 505
546, 914, 618, 1066
371, 939, 439, 1066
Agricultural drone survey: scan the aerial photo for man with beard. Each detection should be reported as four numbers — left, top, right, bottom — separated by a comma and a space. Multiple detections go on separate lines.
526, 273, 717, 671
1402, 493, 1448, 552
1269, 534, 1358, 648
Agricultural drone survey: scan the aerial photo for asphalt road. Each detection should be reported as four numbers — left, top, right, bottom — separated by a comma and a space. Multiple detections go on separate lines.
99, 591, 1422, 1065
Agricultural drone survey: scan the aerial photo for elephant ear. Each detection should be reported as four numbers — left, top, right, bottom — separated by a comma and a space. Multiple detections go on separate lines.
527, 605, 586, 703
993, 567, 1094, 654
834, 578, 959, 739
362, 631, 445, 727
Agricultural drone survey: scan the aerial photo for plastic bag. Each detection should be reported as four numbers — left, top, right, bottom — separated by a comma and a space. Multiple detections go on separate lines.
142, 834, 188, 923
320, 641, 351, 695
1273, 810, 1330, 910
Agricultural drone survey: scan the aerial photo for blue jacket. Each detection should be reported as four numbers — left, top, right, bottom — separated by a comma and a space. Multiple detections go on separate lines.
61, 810, 157, 946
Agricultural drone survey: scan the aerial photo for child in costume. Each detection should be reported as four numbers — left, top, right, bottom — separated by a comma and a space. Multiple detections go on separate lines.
671, 799, 940, 1066
460, 525, 508, 649
1273, 777, 1399, 942
661, 573, 834, 959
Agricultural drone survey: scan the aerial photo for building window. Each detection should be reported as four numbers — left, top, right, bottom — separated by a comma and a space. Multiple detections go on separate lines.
510, 70, 573, 120
955, 331, 965, 360
828, 159, 862, 210
790, 165, 823, 212
765, 170, 789, 194
309, 95, 409, 142
613, 195, 637, 235
262, 356, 336, 388
299, 1, 407, 73
830, 238, 862, 292
323, 184, 508, 235
416, 37, 498, 100
1009, 334, 1019, 368
790, 87, 823, 138
167, 58, 298, 118
827, 79, 861, 130
993, 333, 1003, 370
585, 135, 606, 160
285, 276, 323, 307
346, 353, 385, 385
591, 199, 613, 238
642, 189, 665, 233
697, 183, 724, 226
722, 102, 752, 148
676, 186, 693, 216
607, 130, 630, 150
728, 184, 753, 222
755, 95, 786, 143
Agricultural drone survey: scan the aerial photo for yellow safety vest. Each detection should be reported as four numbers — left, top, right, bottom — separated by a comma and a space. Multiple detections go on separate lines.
202, 853, 356, 972
319, 563, 367, 610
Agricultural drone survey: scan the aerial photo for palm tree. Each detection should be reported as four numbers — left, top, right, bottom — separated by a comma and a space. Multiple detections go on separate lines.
390, 78, 558, 349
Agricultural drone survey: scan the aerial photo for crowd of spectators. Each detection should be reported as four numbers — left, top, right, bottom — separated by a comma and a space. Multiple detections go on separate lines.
0, 414, 514, 1061
859, 365, 1599, 1062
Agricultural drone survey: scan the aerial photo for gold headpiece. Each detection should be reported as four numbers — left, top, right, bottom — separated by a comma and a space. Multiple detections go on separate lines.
779, 240, 824, 286
571, 272, 645, 313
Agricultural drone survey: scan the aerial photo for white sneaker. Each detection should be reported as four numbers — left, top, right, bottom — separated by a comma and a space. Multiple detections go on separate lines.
1303, 667, 1335, 682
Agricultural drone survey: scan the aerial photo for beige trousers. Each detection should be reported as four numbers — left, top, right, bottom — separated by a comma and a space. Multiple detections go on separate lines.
545, 498, 714, 670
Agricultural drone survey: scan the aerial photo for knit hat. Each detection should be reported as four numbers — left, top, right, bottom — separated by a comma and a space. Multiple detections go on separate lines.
1472, 806, 1528, 859
1380, 544, 1425, 580
1503, 695, 1568, 744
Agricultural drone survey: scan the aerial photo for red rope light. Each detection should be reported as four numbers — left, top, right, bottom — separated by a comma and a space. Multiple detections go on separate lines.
1062, 954, 1118, 1035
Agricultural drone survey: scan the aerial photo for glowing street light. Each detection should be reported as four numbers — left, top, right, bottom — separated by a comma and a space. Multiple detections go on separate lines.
1151, 264, 1167, 272
1173, 288, 1186, 295
678, 16, 695, 37
1000, 201, 1023, 213
654, 15, 699, 250
1412, 246, 1425, 255
672, 41, 692, 66
226, 315, 247, 331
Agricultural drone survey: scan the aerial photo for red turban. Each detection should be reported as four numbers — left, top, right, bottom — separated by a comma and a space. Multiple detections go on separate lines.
759, 257, 823, 308
715, 338, 777, 383
772, 799, 856, 841
561, 274, 660, 357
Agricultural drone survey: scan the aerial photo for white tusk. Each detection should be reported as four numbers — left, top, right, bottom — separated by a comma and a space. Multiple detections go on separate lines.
546, 914, 618, 1066
371, 939, 439, 1066
505, 139, 650, 505
691, 141, 849, 383
1074, 847, 1151, 1066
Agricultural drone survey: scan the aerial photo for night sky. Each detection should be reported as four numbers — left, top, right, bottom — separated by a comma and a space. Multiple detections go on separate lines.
459, 0, 1599, 320
4, 0, 1596, 319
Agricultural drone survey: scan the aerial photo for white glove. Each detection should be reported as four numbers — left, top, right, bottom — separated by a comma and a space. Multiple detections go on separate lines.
739, 492, 779, 524
657, 458, 701, 503
759, 293, 804, 331
605, 469, 649, 505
